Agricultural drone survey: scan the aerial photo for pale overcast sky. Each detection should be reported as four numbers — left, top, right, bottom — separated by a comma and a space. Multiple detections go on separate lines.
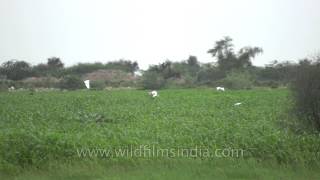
0, 0, 319, 69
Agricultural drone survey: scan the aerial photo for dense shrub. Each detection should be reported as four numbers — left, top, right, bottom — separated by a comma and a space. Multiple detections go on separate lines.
0, 80, 9, 91
221, 70, 254, 90
292, 60, 320, 132
0, 60, 33, 80
140, 71, 166, 89
165, 76, 196, 88
59, 75, 84, 90
64, 60, 138, 75
255, 80, 280, 88
196, 65, 225, 86
90, 80, 106, 90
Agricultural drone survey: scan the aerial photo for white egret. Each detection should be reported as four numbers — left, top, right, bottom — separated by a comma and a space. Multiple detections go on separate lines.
148, 90, 158, 98
8, 86, 15, 91
216, 87, 225, 91
84, 80, 90, 89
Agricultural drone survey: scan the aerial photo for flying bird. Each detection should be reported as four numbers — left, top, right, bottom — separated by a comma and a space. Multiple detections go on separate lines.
216, 87, 225, 91
84, 80, 90, 89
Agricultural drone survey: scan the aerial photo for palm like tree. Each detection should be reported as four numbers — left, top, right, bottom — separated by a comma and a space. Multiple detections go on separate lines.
207, 36, 234, 59
207, 37, 263, 70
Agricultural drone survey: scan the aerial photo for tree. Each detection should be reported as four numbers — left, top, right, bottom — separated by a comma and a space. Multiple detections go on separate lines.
148, 60, 180, 79
207, 36, 263, 72
47, 57, 64, 69
186, 56, 200, 77
207, 36, 234, 59
292, 58, 320, 131
196, 63, 224, 85
140, 71, 166, 89
0, 60, 33, 80
105, 60, 139, 74
59, 75, 84, 90
31, 57, 64, 77
32, 63, 49, 77
258, 60, 297, 84
237, 46, 263, 68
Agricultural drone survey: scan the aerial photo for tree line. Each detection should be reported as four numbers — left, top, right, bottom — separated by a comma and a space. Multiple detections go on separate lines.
140, 36, 310, 89
0, 36, 317, 90
0, 57, 139, 81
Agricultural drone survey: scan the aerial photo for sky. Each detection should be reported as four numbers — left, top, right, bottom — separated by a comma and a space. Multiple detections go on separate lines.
0, 0, 319, 69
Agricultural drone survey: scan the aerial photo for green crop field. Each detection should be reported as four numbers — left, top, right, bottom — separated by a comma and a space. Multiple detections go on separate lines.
0, 89, 320, 179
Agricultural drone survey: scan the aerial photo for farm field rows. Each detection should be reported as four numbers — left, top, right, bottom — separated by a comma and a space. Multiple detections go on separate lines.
0, 89, 319, 179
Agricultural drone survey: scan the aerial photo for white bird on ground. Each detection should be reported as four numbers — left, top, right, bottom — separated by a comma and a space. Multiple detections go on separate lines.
216, 87, 225, 91
234, 102, 242, 106
148, 90, 158, 98
84, 80, 90, 89
8, 86, 15, 91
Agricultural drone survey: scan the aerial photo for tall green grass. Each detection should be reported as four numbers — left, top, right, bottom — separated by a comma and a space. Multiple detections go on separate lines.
2, 159, 320, 180
0, 89, 319, 176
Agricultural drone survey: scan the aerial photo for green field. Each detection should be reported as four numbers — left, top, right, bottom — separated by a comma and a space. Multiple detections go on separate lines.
0, 89, 320, 179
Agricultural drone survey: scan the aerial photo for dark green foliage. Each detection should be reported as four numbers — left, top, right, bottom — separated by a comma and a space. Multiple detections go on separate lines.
0, 80, 10, 91
220, 70, 254, 90
0, 60, 33, 80
59, 75, 84, 90
186, 56, 201, 77
64, 62, 106, 75
148, 60, 181, 80
292, 58, 320, 131
196, 64, 225, 86
47, 57, 64, 69
31, 57, 64, 77
255, 80, 280, 89
257, 60, 298, 85
0, 58, 140, 89
142, 56, 203, 88
90, 80, 106, 90
32, 63, 50, 77
65, 60, 139, 76
140, 71, 166, 89
106, 60, 139, 74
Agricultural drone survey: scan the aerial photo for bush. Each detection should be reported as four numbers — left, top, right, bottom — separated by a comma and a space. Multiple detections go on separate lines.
0, 60, 33, 80
269, 81, 280, 89
0, 80, 9, 91
140, 71, 166, 89
196, 66, 225, 86
90, 80, 105, 90
59, 75, 84, 90
221, 70, 254, 90
255, 80, 280, 88
292, 61, 320, 132
20, 77, 60, 88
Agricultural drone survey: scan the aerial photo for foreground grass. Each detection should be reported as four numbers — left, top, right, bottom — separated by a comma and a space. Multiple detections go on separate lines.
0, 89, 319, 178
1, 159, 320, 180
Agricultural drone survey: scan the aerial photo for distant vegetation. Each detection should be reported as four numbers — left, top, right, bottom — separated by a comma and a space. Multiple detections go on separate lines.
0, 58, 139, 90
0, 36, 311, 91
